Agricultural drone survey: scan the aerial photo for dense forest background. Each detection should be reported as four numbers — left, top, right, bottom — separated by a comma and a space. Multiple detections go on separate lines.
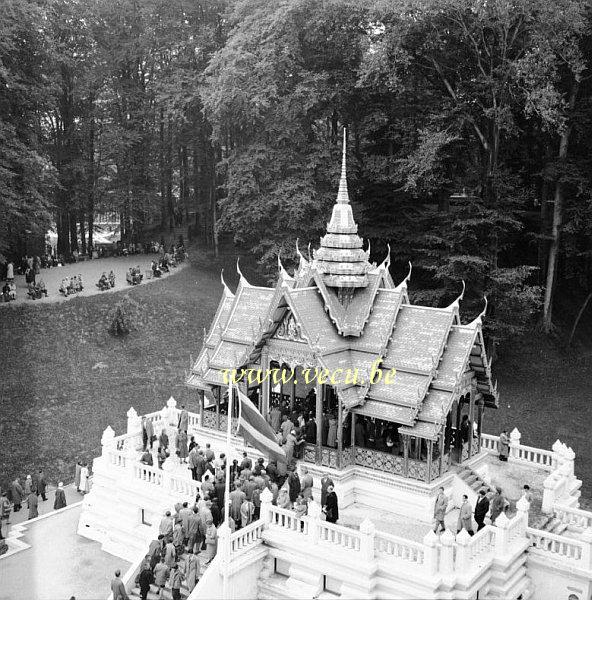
2, 0, 592, 352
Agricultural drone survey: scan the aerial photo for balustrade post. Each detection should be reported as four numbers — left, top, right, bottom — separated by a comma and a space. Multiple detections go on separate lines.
218, 522, 232, 576
260, 487, 273, 528
509, 427, 521, 461
455, 529, 471, 572
422, 531, 440, 576
552, 440, 565, 471
101, 426, 115, 456
439, 530, 455, 575
494, 512, 510, 555
359, 518, 376, 562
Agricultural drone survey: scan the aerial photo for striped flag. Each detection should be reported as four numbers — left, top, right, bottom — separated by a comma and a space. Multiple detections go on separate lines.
236, 387, 288, 464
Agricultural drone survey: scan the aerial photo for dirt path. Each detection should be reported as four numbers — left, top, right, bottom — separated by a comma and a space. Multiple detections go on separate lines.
2, 254, 186, 306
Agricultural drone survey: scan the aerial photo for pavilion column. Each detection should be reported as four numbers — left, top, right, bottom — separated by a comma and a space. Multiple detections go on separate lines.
439, 431, 445, 476
403, 435, 410, 477
477, 399, 485, 449
351, 411, 357, 451
426, 440, 433, 483
261, 349, 270, 417
336, 402, 344, 469
198, 390, 205, 426
215, 386, 221, 433
289, 366, 295, 410
468, 386, 476, 457
315, 384, 323, 465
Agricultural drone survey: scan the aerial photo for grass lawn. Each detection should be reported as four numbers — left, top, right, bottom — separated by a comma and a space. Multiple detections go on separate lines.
0, 252, 230, 490
1, 247, 591, 500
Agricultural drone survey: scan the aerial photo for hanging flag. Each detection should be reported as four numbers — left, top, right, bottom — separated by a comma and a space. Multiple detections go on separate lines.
235, 387, 287, 464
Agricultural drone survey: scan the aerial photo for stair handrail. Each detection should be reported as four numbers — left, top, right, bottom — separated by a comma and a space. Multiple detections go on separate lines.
553, 503, 592, 531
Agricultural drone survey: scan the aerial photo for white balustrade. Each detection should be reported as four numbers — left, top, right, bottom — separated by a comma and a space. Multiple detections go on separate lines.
318, 522, 361, 551
375, 531, 425, 564
480, 433, 500, 453
527, 528, 583, 561
269, 507, 308, 534
108, 449, 128, 468
481, 431, 556, 471
133, 463, 163, 486
554, 504, 592, 531
229, 520, 265, 555
466, 526, 496, 563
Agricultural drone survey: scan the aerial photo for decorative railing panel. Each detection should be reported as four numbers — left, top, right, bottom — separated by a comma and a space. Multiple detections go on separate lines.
466, 526, 495, 562
201, 409, 239, 435
470, 439, 480, 457
407, 459, 428, 482
354, 447, 405, 476
461, 442, 470, 462
511, 445, 556, 471
133, 463, 164, 486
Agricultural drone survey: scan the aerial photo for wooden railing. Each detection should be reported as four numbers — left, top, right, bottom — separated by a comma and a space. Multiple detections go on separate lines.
554, 504, 592, 531
526, 528, 584, 561
375, 531, 424, 565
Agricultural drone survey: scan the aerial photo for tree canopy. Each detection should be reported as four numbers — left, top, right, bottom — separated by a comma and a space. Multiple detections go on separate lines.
2, 0, 592, 348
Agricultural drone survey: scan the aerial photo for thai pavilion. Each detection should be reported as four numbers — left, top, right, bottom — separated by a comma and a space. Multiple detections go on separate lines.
187, 132, 498, 485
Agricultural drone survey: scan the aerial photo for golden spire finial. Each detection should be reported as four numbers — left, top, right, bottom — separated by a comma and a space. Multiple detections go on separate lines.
336, 127, 349, 205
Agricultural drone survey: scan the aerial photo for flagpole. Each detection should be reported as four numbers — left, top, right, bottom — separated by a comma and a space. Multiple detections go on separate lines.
221, 380, 234, 601
224, 381, 233, 527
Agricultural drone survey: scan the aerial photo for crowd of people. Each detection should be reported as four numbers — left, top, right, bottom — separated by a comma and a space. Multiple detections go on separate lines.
1, 241, 187, 303
59, 274, 84, 297
0, 473, 72, 540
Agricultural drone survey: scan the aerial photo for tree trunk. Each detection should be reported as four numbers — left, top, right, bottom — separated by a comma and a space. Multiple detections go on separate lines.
86, 94, 95, 252
543, 80, 580, 333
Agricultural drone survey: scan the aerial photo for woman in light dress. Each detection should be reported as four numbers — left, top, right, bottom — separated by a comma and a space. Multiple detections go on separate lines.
185, 551, 200, 592
79, 463, 90, 493
327, 412, 337, 448
204, 519, 217, 563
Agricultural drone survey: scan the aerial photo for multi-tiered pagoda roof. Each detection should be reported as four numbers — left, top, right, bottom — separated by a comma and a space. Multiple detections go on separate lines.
188, 131, 498, 441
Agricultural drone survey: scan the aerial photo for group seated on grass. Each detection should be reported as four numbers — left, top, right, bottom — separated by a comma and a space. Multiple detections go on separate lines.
126, 266, 143, 285
27, 280, 48, 299
97, 271, 116, 291
2, 282, 16, 302
59, 275, 84, 297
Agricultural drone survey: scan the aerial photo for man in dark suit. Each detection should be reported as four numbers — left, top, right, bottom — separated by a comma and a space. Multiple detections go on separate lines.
474, 488, 490, 532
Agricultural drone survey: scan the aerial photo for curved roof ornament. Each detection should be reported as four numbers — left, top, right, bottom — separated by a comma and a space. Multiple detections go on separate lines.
365, 239, 371, 261
467, 295, 488, 328
236, 257, 251, 287
295, 238, 308, 267
277, 252, 291, 282
307, 242, 312, 262
395, 259, 412, 291
445, 279, 466, 310
220, 268, 234, 297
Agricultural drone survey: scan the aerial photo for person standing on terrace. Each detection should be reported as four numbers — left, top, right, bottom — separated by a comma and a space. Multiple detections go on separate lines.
498, 430, 509, 462
433, 487, 448, 534
457, 495, 474, 536
474, 489, 490, 532
324, 485, 339, 524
